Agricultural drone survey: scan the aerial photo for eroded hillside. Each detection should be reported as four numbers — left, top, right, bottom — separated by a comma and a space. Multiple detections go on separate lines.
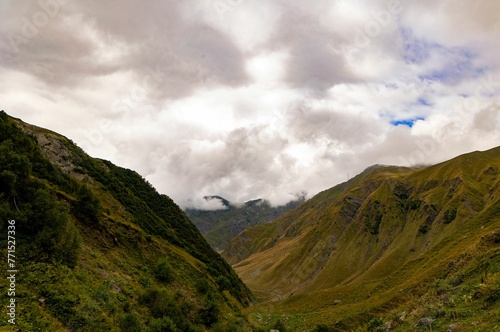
225, 147, 500, 330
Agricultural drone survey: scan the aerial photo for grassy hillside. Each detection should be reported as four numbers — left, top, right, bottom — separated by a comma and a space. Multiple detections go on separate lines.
186, 196, 305, 251
225, 147, 500, 330
0, 111, 254, 331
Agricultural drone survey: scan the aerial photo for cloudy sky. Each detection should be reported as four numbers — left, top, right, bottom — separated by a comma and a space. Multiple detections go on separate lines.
1, 0, 499, 209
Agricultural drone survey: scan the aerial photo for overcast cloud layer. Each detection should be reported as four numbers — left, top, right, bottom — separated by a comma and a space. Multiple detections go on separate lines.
1, 0, 499, 209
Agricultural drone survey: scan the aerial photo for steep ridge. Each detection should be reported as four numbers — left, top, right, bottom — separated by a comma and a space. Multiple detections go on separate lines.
186, 196, 305, 251
0, 111, 254, 331
225, 147, 500, 330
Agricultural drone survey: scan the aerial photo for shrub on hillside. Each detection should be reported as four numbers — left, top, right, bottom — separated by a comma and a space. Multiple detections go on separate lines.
485, 288, 500, 306
147, 317, 177, 332
367, 317, 383, 331
215, 276, 231, 291
198, 299, 219, 327
418, 224, 429, 234
313, 324, 331, 332
272, 319, 287, 332
195, 278, 211, 294
154, 258, 174, 283
73, 185, 101, 224
119, 313, 142, 332
443, 208, 457, 224
29, 189, 81, 267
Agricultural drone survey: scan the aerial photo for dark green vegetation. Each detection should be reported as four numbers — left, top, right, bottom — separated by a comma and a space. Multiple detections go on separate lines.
0, 111, 253, 331
225, 146, 500, 330
186, 196, 304, 251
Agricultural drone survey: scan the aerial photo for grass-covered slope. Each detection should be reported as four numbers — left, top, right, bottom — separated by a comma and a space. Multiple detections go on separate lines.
186, 196, 305, 251
225, 146, 500, 330
0, 111, 254, 331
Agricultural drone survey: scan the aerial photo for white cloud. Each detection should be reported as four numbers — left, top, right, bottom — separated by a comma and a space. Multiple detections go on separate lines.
1, 0, 499, 209
246, 50, 288, 83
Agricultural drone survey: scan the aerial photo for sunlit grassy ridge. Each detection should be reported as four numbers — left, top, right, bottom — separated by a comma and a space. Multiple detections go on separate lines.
225, 146, 500, 330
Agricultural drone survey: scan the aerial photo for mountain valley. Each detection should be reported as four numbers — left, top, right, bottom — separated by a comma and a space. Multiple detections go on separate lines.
1, 111, 499, 331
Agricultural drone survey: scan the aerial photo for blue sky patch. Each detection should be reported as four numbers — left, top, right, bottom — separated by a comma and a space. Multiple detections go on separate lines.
390, 117, 425, 128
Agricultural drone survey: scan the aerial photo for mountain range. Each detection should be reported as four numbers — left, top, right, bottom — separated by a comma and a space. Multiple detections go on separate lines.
186, 195, 305, 251
224, 146, 500, 331
1, 110, 499, 331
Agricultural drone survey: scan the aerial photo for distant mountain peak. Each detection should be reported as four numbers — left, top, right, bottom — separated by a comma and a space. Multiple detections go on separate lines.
363, 163, 393, 172
244, 198, 264, 207
187, 195, 305, 250
203, 195, 231, 207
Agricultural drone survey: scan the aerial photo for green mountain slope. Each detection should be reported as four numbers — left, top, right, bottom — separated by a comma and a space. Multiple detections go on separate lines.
186, 196, 305, 251
225, 147, 500, 331
0, 111, 254, 331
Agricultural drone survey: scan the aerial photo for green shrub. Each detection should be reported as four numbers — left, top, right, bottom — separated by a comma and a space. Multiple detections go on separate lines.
28, 189, 81, 267
41, 288, 79, 326
120, 313, 142, 332
367, 317, 383, 331
139, 288, 158, 305
198, 300, 219, 327
443, 207, 457, 224
73, 185, 101, 224
152, 293, 180, 319
271, 319, 287, 332
123, 301, 132, 313
215, 276, 231, 291
485, 288, 500, 305
154, 258, 174, 283
195, 278, 211, 294
140, 276, 153, 288
148, 317, 177, 332
140, 289, 182, 320
54, 218, 81, 268
419, 224, 429, 234
406, 199, 422, 211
